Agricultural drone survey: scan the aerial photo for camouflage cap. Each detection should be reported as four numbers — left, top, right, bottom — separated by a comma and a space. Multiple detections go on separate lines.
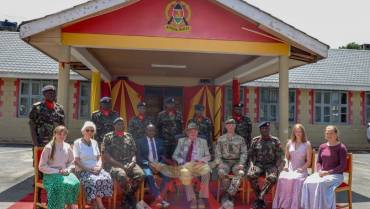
225, 118, 236, 125
41, 85, 56, 93
233, 103, 244, 108
165, 97, 175, 104
186, 122, 199, 130
137, 101, 147, 107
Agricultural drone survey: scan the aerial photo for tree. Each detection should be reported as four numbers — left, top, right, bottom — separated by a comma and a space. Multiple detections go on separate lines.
339, 42, 361, 49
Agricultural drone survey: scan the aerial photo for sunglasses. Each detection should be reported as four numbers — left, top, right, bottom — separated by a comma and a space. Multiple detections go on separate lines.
86, 129, 95, 132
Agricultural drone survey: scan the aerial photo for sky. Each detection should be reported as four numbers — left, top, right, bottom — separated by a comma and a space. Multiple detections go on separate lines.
1, 0, 369, 48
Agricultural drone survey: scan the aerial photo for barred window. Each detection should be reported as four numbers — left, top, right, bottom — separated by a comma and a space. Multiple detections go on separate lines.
79, 82, 91, 119
366, 92, 370, 123
224, 86, 244, 119
259, 88, 296, 122
314, 91, 348, 124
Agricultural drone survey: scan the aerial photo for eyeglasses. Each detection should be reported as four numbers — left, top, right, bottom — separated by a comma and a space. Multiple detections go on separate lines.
86, 129, 95, 132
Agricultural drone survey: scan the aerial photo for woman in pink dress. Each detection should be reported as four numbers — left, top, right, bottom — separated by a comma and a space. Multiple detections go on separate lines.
273, 124, 312, 209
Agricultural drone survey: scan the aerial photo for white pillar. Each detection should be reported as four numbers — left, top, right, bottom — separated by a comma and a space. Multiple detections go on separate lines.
279, 55, 289, 146
57, 46, 71, 126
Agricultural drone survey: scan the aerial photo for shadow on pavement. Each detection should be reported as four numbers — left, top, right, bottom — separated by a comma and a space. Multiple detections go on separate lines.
337, 190, 370, 203
0, 176, 33, 202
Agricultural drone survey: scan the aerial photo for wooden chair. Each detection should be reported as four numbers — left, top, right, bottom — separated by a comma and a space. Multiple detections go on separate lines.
335, 153, 353, 209
33, 147, 47, 209
216, 174, 247, 204
78, 184, 113, 209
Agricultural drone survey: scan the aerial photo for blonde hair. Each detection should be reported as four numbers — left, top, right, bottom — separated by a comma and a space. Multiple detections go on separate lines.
81, 121, 96, 134
49, 125, 68, 160
290, 123, 307, 143
326, 125, 339, 141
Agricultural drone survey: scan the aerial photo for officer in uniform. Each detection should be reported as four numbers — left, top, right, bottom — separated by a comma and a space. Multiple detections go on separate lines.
128, 101, 155, 141
233, 103, 252, 149
102, 117, 144, 209
91, 97, 119, 145
246, 121, 285, 209
156, 97, 183, 159
29, 85, 65, 147
215, 119, 248, 208
187, 104, 213, 156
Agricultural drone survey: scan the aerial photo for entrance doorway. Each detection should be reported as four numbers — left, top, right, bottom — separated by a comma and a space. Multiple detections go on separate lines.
144, 86, 183, 119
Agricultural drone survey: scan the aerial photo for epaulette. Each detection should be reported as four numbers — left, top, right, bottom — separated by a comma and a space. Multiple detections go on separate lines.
33, 101, 42, 106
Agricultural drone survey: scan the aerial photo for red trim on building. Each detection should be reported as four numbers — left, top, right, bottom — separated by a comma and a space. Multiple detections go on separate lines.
13, 79, 20, 117
348, 91, 353, 125
0, 79, 4, 117
73, 81, 81, 120
360, 91, 366, 126
254, 87, 260, 123
243, 87, 249, 115
295, 88, 301, 123
308, 89, 314, 124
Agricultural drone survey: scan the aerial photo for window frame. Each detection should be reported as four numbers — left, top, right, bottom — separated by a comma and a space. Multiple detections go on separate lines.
365, 92, 370, 124
224, 86, 244, 119
314, 90, 348, 124
78, 81, 91, 119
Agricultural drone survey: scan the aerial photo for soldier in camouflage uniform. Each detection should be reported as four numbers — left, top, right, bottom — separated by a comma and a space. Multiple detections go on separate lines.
187, 104, 213, 155
29, 85, 65, 147
102, 117, 144, 209
91, 97, 119, 145
246, 121, 285, 209
215, 119, 247, 208
233, 103, 252, 149
128, 101, 155, 141
157, 97, 183, 159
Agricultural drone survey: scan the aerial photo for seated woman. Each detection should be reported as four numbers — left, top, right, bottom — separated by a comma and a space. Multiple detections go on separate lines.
39, 125, 80, 209
73, 121, 113, 209
301, 125, 347, 209
273, 124, 312, 209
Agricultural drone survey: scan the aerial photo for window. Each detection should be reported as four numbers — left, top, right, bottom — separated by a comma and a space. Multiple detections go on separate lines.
224, 86, 244, 119
18, 79, 57, 117
79, 82, 91, 119
366, 92, 370, 123
314, 91, 348, 124
259, 88, 296, 122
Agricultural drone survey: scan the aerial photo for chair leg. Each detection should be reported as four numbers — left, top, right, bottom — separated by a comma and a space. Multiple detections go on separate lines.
33, 186, 38, 209
246, 181, 250, 205
113, 182, 118, 209
217, 179, 220, 202
242, 179, 245, 204
348, 189, 352, 209
140, 181, 145, 201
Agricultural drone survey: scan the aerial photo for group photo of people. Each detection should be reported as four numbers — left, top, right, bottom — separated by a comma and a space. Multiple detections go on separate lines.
30, 85, 349, 209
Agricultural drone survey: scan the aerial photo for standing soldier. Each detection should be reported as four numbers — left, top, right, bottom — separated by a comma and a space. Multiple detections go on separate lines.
157, 97, 183, 159
29, 85, 65, 147
215, 119, 247, 208
187, 104, 213, 155
91, 97, 119, 145
102, 117, 144, 209
246, 121, 285, 209
233, 103, 252, 149
128, 101, 154, 141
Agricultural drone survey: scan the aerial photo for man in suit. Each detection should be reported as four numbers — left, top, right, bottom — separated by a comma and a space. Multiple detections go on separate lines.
137, 123, 170, 208
172, 122, 211, 209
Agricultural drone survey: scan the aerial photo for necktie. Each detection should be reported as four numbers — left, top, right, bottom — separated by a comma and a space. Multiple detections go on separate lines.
186, 140, 194, 162
150, 138, 158, 162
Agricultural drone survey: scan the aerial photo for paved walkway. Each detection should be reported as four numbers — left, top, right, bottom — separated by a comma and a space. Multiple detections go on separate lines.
0, 145, 369, 208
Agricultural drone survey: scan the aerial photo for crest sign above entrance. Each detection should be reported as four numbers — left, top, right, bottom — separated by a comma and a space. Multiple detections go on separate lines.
165, 1, 192, 32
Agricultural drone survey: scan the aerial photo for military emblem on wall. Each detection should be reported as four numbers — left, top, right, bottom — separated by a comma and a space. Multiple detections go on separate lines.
165, 1, 192, 32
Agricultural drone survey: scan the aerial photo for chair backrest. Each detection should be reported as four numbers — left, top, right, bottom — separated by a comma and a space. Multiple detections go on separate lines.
34, 146, 44, 183
310, 149, 316, 173
343, 153, 353, 186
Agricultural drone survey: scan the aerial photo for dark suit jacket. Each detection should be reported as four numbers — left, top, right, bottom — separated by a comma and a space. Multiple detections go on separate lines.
136, 136, 165, 168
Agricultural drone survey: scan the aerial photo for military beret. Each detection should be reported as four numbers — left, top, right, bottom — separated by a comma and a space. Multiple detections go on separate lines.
259, 121, 270, 128
225, 118, 236, 124
137, 101, 147, 107
113, 117, 124, 124
194, 104, 204, 111
234, 103, 244, 108
165, 97, 175, 104
41, 85, 56, 93
100, 97, 112, 103
186, 122, 199, 130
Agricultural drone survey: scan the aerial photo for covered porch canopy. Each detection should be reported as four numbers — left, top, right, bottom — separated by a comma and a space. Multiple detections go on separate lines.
19, 0, 328, 142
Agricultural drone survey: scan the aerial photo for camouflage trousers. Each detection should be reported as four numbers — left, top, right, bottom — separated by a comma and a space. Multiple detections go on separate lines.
246, 165, 279, 200
218, 160, 245, 196
109, 165, 145, 195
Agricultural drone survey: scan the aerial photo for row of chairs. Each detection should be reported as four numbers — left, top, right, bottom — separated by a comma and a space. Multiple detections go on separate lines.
33, 147, 353, 209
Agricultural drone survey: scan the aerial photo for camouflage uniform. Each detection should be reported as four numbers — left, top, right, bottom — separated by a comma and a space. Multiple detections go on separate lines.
102, 132, 144, 195
246, 135, 285, 202
128, 115, 155, 141
29, 101, 65, 146
91, 110, 119, 144
215, 133, 247, 197
234, 115, 252, 149
157, 110, 183, 158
